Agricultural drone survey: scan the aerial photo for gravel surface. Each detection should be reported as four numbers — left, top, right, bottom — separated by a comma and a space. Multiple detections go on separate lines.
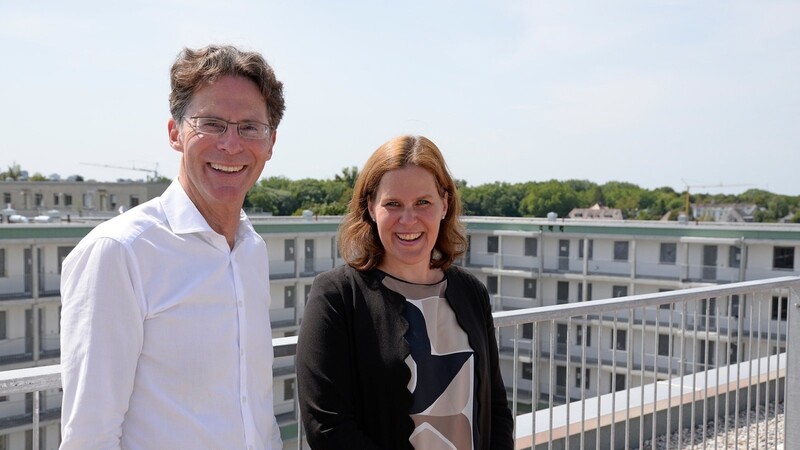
640, 402, 784, 449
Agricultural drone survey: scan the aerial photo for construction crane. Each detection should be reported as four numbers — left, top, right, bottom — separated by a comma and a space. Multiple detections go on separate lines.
681, 180, 754, 217
81, 162, 160, 181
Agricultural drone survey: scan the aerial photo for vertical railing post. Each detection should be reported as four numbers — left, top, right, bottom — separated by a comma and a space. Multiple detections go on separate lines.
33, 390, 40, 450
785, 285, 800, 445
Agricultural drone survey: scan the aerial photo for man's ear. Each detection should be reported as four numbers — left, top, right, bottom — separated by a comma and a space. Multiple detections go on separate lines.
168, 118, 183, 153
265, 129, 277, 161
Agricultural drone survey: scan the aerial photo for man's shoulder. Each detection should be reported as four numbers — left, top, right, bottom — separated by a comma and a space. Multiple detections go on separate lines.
82, 197, 167, 246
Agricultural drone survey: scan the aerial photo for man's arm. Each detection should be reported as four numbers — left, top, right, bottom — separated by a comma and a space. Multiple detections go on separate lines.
60, 238, 145, 449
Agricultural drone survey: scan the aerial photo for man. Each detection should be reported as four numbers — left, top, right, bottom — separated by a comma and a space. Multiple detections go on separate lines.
59, 45, 286, 449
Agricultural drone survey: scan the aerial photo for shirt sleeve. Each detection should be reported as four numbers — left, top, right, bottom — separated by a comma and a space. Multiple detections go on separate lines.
59, 237, 146, 449
271, 405, 283, 448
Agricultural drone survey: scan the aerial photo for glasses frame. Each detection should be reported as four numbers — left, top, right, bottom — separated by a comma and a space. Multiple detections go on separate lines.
183, 116, 272, 140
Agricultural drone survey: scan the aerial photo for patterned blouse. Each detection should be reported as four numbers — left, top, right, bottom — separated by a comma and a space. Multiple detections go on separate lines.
381, 272, 477, 450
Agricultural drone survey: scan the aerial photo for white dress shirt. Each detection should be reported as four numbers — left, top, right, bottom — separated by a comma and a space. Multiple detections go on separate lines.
60, 180, 282, 450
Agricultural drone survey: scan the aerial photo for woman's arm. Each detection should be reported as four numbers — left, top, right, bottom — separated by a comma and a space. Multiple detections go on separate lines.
296, 274, 383, 450
477, 277, 515, 449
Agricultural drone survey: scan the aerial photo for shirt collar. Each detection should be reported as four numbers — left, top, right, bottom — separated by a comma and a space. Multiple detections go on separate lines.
160, 179, 215, 235
161, 179, 255, 245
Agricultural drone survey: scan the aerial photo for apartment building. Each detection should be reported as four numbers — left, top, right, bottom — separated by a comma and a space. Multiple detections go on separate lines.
0, 215, 798, 448
0, 180, 169, 220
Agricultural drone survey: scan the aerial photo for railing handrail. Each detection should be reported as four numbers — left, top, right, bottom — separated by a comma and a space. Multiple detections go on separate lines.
493, 275, 800, 326
2, 276, 798, 396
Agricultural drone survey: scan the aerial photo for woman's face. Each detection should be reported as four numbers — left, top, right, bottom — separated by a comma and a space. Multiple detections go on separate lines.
368, 165, 448, 283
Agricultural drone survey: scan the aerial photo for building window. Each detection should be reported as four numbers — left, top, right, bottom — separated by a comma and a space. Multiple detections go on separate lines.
0, 311, 6, 340
487, 236, 499, 254
613, 241, 629, 261
524, 237, 537, 257
578, 239, 593, 259
658, 334, 670, 356
612, 285, 628, 298
284, 378, 295, 401
83, 192, 93, 209
522, 323, 533, 339
577, 282, 592, 302
34, 193, 43, 207
284, 286, 295, 308
486, 276, 498, 295
522, 362, 533, 380
0, 248, 5, 277
284, 239, 295, 261
58, 246, 73, 274
556, 324, 568, 347
129, 195, 140, 207
64, 194, 72, 206
772, 296, 788, 321
729, 246, 741, 268
523, 278, 536, 299
613, 373, 626, 392
575, 368, 590, 389
730, 295, 740, 319
773, 246, 794, 270
556, 281, 569, 304
576, 325, 591, 347
2, 193, 10, 205
53, 193, 60, 206
556, 366, 566, 390
614, 329, 627, 351
659, 243, 677, 264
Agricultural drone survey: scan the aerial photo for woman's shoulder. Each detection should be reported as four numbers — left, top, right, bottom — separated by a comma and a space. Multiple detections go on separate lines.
314, 264, 367, 284
445, 265, 484, 289
311, 264, 383, 295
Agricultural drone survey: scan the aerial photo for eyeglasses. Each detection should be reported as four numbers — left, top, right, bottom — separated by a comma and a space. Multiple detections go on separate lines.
183, 116, 272, 140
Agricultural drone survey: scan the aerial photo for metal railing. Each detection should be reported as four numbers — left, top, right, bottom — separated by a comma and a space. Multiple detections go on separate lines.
0, 277, 797, 449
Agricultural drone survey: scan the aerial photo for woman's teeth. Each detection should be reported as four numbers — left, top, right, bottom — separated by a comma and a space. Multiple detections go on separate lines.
397, 233, 422, 241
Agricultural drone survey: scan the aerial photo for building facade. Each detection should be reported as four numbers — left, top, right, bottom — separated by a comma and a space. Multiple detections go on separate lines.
0, 215, 798, 448
0, 180, 169, 221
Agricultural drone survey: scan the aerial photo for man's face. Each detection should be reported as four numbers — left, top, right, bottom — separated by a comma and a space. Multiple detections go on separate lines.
168, 75, 275, 219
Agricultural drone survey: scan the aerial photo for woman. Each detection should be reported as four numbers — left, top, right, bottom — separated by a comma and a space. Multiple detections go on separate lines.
296, 135, 513, 449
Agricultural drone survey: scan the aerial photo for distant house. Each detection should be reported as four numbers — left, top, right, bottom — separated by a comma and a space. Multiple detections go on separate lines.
568, 203, 623, 220
692, 203, 758, 222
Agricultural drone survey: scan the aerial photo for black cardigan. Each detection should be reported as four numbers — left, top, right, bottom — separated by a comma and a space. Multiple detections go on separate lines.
296, 264, 514, 449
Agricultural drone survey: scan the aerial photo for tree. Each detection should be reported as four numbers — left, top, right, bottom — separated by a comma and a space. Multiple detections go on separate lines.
334, 167, 359, 189
0, 163, 23, 181
519, 180, 581, 217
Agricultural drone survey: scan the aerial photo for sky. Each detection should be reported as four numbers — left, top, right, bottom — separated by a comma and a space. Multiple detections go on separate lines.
1, 1, 798, 195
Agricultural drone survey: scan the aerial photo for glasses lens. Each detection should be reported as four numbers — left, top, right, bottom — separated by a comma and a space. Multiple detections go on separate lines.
238, 122, 268, 140
195, 118, 227, 135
